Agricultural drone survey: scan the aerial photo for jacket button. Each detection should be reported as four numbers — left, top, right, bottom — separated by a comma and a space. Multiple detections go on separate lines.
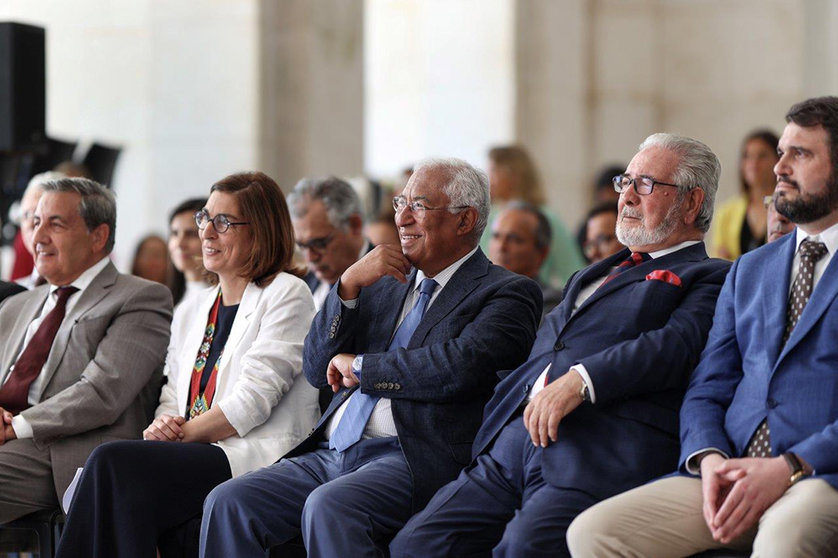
394, 383, 401, 390
387, 382, 395, 390
766, 398, 778, 409
553, 341, 565, 351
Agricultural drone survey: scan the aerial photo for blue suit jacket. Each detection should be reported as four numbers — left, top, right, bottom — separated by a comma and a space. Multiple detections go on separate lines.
680, 232, 838, 489
290, 249, 542, 509
473, 243, 731, 501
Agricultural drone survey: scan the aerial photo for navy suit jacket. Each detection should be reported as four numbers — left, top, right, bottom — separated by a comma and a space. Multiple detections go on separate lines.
680, 232, 838, 489
290, 249, 542, 509
473, 243, 731, 501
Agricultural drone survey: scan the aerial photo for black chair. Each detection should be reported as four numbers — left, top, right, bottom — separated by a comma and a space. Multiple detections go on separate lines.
0, 508, 65, 558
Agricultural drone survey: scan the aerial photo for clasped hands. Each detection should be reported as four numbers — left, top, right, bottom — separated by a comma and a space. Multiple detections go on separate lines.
700, 452, 792, 544
522, 370, 584, 448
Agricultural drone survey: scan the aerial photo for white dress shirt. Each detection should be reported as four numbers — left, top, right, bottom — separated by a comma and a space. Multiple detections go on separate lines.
324, 246, 480, 442
4, 257, 111, 438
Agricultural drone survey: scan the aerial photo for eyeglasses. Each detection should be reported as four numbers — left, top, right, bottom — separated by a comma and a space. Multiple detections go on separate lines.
763, 195, 776, 209
392, 196, 469, 218
296, 231, 336, 254
613, 174, 683, 196
194, 209, 249, 233
583, 234, 617, 257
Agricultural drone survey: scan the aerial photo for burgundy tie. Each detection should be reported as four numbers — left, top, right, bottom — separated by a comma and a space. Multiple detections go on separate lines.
599, 252, 650, 289
0, 286, 79, 414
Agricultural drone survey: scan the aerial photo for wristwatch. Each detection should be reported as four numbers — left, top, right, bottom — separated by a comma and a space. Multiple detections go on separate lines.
579, 381, 591, 403
782, 452, 806, 486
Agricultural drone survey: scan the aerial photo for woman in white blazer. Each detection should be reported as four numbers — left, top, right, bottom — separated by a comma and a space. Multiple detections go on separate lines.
56, 172, 319, 558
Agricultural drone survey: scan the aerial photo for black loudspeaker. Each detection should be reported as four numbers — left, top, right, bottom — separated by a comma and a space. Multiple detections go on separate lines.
0, 22, 46, 152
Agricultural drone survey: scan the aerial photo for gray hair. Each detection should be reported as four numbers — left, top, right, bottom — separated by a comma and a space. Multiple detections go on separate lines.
503, 201, 552, 249
412, 157, 491, 242
41, 177, 117, 253
287, 176, 363, 229
638, 133, 720, 233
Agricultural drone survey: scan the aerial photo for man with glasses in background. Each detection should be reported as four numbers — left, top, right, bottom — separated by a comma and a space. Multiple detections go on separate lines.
200, 158, 542, 558
390, 134, 731, 557
287, 176, 371, 311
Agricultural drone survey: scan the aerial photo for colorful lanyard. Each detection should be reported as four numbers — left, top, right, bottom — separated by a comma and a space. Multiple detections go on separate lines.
186, 290, 224, 419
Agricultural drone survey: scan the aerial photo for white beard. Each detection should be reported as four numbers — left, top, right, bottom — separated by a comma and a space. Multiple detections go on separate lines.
616, 203, 681, 248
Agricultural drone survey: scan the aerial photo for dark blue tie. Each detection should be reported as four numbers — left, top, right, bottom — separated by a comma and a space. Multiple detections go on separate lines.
329, 278, 439, 452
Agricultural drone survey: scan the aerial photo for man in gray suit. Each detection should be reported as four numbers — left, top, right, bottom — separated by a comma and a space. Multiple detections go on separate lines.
0, 177, 172, 522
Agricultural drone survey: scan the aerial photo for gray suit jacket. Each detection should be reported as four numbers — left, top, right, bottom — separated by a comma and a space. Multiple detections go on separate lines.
0, 262, 172, 497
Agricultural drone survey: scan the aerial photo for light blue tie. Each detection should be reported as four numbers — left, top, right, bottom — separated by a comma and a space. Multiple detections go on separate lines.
329, 278, 438, 452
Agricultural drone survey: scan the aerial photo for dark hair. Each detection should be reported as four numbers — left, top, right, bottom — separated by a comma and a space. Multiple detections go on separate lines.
167, 197, 208, 305
130, 234, 167, 278
738, 129, 779, 194
503, 201, 552, 250
593, 164, 626, 192
488, 145, 545, 205
586, 201, 619, 222
786, 96, 838, 181
210, 171, 300, 287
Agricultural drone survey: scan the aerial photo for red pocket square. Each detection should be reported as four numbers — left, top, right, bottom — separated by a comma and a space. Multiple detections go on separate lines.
646, 269, 682, 287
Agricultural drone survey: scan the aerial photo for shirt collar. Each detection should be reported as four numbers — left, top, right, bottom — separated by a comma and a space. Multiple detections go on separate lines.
794, 221, 838, 256
648, 239, 701, 260
49, 257, 110, 296
414, 246, 479, 293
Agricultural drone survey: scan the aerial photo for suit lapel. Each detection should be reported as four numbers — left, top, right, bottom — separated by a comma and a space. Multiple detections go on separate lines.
559, 249, 629, 323
764, 236, 795, 364
778, 239, 838, 362
40, 263, 118, 390
370, 270, 415, 353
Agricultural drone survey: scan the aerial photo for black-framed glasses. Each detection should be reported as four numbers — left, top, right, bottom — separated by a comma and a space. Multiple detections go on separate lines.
296, 231, 336, 254
194, 209, 249, 234
613, 174, 683, 196
392, 196, 468, 218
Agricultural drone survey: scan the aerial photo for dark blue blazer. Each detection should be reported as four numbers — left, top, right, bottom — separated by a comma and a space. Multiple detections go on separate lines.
290, 249, 542, 509
680, 232, 838, 489
473, 243, 731, 501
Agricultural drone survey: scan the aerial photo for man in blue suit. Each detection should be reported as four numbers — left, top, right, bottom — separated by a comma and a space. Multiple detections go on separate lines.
199, 158, 542, 557
391, 133, 731, 557
570, 97, 838, 557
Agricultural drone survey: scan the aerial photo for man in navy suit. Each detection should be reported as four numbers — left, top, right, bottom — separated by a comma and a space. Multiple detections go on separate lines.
200, 158, 542, 557
569, 97, 838, 557
391, 133, 732, 557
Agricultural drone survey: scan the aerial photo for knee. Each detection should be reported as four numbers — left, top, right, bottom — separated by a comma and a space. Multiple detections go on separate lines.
203, 478, 248, 519
301, 483, 337, 527
566, 504, 610, 556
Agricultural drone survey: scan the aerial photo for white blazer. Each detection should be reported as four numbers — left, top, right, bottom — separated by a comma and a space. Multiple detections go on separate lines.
156, 272, 318, 477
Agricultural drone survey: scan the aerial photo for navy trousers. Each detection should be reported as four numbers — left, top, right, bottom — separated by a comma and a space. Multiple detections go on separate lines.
200, 437, 413, 558
54, 440, 231, 558
390, 417, 598, 558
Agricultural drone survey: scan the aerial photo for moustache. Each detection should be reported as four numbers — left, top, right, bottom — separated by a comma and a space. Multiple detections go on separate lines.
620, 208, 643, 220
776, 177, 800, 190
